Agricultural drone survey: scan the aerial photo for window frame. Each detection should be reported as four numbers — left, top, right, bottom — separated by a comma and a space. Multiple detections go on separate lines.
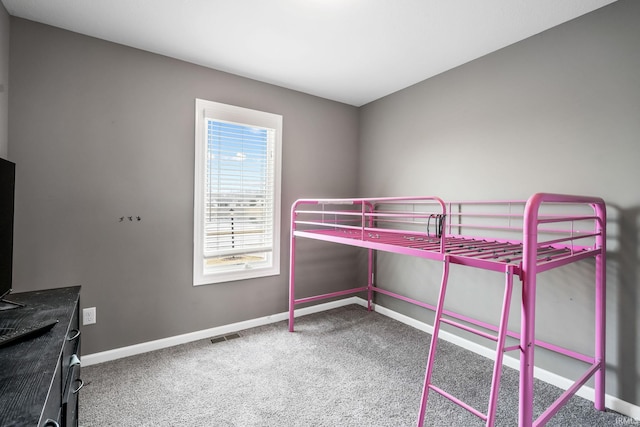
193, 99, 282, 285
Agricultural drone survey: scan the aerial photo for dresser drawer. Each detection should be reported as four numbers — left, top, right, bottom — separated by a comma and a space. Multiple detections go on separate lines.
62, 362, 82, 427
61, 304, 80, 391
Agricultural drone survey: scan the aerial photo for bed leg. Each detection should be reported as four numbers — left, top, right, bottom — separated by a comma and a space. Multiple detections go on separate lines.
594, 234, 606, 410
367, 248, 374, 311
289, 234, 296, 332
519, 273, 536, 427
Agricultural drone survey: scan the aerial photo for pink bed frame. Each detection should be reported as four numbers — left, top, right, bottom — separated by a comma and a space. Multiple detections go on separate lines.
288, 193, 606, 427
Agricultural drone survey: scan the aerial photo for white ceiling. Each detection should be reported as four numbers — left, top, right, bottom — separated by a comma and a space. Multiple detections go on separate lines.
2, 0, 618, 106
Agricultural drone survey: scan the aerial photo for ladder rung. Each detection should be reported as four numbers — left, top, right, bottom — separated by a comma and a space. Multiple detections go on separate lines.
503, 344, 521, 353
428, 383, 488, 421
440, 317, 499, 342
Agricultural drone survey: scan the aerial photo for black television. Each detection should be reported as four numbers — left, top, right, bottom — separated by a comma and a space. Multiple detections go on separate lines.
0, 158, 17, 310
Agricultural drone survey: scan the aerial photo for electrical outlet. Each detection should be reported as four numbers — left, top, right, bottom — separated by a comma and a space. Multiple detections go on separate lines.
83, 307, 96, 325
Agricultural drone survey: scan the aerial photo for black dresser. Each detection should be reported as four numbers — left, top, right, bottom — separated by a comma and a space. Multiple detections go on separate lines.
0, 286, 81, 426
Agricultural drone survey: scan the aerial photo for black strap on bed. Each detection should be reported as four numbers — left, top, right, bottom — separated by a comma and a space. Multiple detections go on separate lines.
427, 214, 445, 238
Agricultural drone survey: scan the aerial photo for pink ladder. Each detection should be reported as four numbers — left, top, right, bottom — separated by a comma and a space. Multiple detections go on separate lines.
417, 256, 517, 427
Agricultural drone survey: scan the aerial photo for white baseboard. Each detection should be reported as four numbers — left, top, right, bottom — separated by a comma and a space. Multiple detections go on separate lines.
81, 297, 362, 367
82, 296, 639, 421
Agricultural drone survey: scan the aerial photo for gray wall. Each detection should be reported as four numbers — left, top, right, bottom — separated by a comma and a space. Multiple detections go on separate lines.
0, 3, 8, 158
8, 18, 359, 355
359, 0, 640, 406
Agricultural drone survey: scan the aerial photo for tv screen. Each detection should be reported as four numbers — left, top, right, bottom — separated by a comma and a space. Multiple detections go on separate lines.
0, 158, 15, 301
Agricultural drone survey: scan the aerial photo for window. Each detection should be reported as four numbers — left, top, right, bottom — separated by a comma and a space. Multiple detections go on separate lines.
194, 99, 282, 285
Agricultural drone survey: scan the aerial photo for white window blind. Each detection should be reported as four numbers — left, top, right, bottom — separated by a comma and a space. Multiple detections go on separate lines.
204, 120, 275, 258
194, 99, 282, 285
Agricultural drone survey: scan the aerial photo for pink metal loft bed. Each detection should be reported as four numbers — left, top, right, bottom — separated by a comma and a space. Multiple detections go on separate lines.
287, 193, 606, 427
